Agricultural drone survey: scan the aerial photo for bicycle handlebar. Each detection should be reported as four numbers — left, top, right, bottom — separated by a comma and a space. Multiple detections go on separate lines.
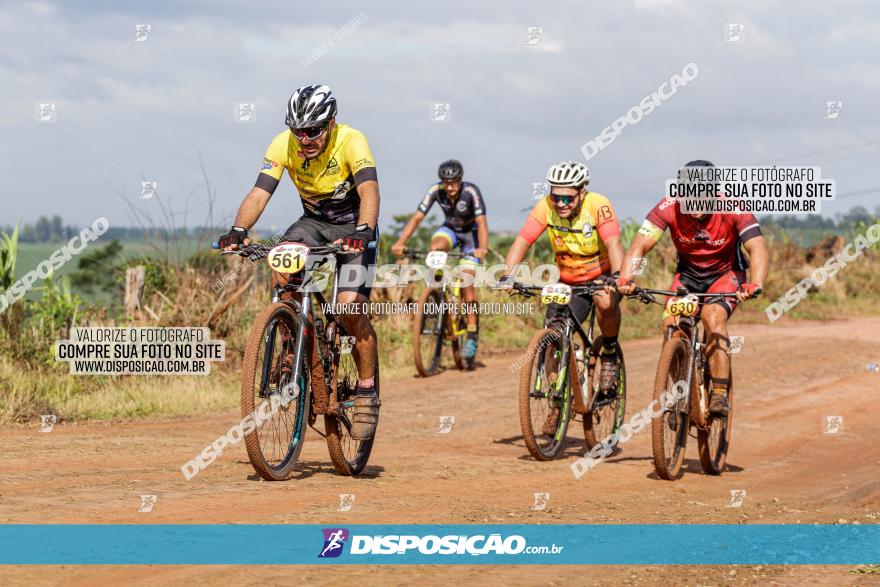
212, 241, 346, 259
624, 286, 762, 306
400, 248, 470, 259
500, 280, 605, 297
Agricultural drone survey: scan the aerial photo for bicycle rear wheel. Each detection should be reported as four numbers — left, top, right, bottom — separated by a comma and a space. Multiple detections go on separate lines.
583, 336, 627, 449
241, 302, 310, 481
651, 338, 690, 480
519, 328, 572, 460
413, 288, 444, 376
325, 336, 377, 476
698, 371, 733, 474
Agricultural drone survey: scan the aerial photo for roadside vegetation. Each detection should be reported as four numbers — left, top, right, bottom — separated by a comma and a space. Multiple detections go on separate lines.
1, 208, 877, 424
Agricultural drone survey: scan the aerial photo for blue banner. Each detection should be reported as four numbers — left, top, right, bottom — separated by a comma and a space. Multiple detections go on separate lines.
1, 524, 877, 565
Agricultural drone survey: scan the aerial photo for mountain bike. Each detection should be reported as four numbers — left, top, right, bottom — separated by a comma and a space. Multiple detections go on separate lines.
626, 286, 760, 480
216, 240, 379, 479
506, 281, 627, 461
404, 249, 477, 375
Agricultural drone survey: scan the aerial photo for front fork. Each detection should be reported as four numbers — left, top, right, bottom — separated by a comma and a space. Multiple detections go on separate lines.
270, 285, 311, 404
534, 321, 573, 437
677, 335, 706, 430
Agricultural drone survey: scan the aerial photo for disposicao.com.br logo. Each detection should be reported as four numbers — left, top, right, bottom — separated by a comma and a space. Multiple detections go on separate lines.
318, 528, 563, 558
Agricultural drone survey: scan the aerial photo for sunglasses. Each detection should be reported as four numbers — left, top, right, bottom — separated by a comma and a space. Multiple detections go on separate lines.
291, 124, 327, 140
550, 194, 577, 205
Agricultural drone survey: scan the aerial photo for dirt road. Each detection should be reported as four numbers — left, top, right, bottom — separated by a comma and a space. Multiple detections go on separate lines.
2, 318, 879, 585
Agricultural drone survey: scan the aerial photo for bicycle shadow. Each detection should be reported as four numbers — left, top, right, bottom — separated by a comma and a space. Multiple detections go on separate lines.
240, 460, 386, 481
643, 459, 744, 479
414, 360, 486, 378
493, 434, 593, 460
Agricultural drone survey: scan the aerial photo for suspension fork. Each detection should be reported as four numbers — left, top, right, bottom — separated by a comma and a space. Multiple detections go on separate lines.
554, 320, 574, 395
680, 329, 699, 417
287, 291, 312, 399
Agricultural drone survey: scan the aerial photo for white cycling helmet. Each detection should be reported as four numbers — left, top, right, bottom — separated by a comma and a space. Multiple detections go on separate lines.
286, 84, 337, 129
546, 161, 590, 188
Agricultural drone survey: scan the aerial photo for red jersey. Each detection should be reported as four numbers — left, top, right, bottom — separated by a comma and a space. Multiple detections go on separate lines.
639, 197, 762, 279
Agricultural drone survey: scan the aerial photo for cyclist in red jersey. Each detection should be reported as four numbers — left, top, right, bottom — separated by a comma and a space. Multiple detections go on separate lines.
617, 160, 769, 417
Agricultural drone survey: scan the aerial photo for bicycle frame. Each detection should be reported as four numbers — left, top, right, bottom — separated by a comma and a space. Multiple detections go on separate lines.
415, 250, 471, 341
266, 253, 352, 416
525, 286, 599, 427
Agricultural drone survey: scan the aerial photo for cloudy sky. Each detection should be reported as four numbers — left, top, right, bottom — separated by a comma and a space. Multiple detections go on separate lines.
1, 0, 878, 232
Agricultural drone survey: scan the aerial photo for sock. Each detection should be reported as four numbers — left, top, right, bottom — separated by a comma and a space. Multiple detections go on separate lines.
601, 336, 618, 354
357, 377, 376, 395
711, 377, 730, 396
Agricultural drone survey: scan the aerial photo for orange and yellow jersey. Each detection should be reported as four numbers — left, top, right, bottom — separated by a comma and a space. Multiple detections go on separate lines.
255, 123, 377, 224
518, 192, 621, 284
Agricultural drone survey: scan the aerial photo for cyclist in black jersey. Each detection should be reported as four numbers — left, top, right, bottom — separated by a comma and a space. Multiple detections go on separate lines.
392, 159, 489, 362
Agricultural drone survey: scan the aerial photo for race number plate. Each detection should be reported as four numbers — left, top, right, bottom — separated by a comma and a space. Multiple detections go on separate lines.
267, 243, 310, 274
425, 251, 448, 269
540, 283, 572, 305
667, 294, 699, 317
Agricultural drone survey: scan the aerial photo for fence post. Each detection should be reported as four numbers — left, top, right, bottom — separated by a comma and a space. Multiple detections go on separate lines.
125, 266, 145, 318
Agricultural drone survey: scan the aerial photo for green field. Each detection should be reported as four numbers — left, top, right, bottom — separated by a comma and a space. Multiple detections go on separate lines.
14, 239, 207, 301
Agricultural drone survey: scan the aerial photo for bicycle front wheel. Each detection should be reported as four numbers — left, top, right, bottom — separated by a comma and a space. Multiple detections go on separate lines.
241, 302, 310, 481
519, 328, 571, 460
413, 288, 444, 376
449, 294, 472, 370
651, 337, 691, 480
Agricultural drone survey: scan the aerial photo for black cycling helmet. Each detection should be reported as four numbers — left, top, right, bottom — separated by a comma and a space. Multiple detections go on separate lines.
679, 159, 715, 182
438, 159, 463, 181
285, 84, 337, 129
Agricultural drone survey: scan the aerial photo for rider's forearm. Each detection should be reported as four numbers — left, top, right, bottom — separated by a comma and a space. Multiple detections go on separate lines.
476, 216, 489, 252
233, 187, 273, 229
746, 236, 770, 287
397, 212, 425, 243
605, 235, 624, 274
503, 236, 531, 278
356, 180, 380, 229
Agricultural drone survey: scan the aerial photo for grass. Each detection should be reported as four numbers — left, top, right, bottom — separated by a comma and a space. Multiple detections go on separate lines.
0, 354, 237, 424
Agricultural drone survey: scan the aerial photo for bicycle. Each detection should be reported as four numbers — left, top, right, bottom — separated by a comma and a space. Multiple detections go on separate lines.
505, 281, 627, 461
625, 286, 760, 480
404, 248, 477, 376
216, 240, 379, 479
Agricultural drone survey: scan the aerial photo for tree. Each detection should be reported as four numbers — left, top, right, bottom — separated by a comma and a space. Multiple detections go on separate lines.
35, 216, 50, 242
51, 215, 64, 241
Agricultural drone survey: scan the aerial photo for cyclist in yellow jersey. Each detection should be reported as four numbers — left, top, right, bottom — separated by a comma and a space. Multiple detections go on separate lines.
218, 84, 381, 440
500, 161, 624, 431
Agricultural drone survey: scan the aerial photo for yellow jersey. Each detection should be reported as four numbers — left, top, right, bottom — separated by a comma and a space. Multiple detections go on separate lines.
519, 192, 621, 284
257, 123, 377, 224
